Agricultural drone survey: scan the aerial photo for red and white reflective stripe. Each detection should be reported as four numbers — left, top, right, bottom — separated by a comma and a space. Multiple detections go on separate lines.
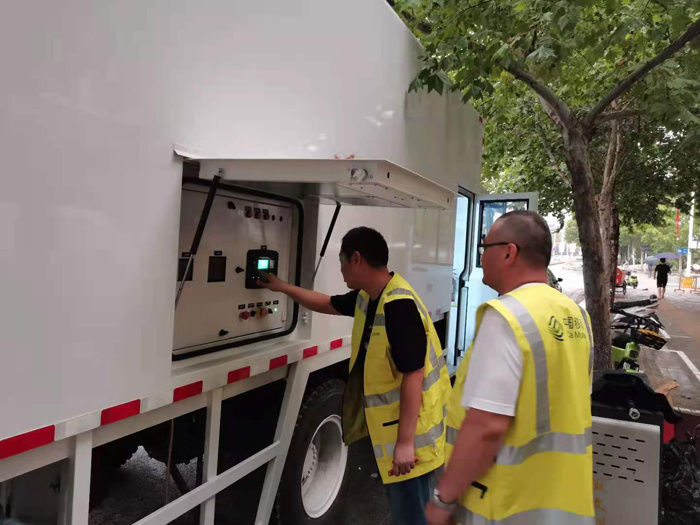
269, 355, 288, 370
303, 346, 318, 359
0, 335, 351, 460
0, 426, 55, 460
101, 400, 141, 426
173, 380, 203, 402
228, 366, 251, 383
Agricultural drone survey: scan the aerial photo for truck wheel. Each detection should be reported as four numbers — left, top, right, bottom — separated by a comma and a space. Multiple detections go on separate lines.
275, 379, 348, 524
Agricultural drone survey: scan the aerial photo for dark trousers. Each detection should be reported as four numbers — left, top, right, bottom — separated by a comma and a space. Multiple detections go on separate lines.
384, 468, 440, 525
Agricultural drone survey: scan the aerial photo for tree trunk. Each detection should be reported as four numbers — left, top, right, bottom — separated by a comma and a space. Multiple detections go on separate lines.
598, 188, 620, 306
562, 125, 612, 370
598, 113, 623, 305
606, 203, 620, 302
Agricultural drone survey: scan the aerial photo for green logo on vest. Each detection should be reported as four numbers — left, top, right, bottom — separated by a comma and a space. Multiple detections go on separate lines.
547, 316, 564, 341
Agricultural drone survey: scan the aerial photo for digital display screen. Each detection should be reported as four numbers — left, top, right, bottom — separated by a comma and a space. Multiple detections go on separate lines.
257, 258, 270, 270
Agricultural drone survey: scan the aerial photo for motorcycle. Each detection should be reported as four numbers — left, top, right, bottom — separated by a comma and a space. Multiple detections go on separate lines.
625, 271, 638, 289
610, 296, 668, 372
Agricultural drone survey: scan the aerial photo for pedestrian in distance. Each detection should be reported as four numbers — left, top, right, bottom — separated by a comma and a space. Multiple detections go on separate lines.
426, 210, 594, 525
258, 226, 451, 525
654, 258, 672, 299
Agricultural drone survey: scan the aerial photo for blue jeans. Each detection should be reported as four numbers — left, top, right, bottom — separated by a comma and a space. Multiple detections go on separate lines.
384, 468, 440, 525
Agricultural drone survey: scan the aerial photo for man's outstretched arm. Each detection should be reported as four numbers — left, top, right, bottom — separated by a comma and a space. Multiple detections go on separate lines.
256, 272, 341, 315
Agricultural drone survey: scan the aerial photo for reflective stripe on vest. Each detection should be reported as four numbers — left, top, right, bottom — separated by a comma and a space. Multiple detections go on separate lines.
364, 356, 446, 408
447, 425, 591, 467
455, 506, 595, 525
375, 419, 445, 458
446, 424, 459, 445
356, 293, 368, 315
496, 427, 592, 466
577, 305, 594, 377
497, 294, 550, 434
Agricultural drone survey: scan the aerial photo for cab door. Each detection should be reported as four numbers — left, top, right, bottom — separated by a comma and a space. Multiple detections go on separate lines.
454, 192, 538, 360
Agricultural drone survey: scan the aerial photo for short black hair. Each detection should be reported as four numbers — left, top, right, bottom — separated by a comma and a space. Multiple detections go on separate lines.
660, 258, 666, 263
340, 227, 389, 268
495, 210, 552, 267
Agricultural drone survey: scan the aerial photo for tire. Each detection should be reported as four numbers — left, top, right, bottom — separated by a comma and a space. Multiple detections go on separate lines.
275, 379, 349, 525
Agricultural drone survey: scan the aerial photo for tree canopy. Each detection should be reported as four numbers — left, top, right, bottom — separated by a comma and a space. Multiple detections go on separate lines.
393, 0, 700, 369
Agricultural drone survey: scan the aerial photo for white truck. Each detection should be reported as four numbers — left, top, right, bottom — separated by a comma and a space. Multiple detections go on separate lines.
4, 2, 660, 525
0, 1, 540, 523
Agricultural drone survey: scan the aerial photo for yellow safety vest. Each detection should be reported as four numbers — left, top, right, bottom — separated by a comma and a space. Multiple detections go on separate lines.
347, 273, 451, 484
445, 284, 594, 524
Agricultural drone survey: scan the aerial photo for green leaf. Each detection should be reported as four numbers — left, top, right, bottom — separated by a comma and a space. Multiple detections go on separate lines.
668, 77, 700, 90
558, 14, 570, 32
527, 46, 556, 62
493, 43, 511, 60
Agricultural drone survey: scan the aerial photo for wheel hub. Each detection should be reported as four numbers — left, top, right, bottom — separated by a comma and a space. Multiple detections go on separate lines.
300, 414, 348, 518
302, 439, 318, 485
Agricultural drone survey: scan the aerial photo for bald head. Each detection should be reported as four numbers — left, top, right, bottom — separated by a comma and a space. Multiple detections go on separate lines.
493, 210, 552, 268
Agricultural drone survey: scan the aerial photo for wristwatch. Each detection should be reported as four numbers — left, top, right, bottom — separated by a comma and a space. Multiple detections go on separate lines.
431, 487, 458, 512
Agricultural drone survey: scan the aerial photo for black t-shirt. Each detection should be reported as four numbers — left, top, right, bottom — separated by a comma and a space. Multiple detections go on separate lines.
655, 263, 671, 279
330, 289, 427, 373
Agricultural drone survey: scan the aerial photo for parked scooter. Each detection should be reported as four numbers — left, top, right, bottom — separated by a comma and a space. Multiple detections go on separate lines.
610, 296, 667, 372
625, 271, 638, 289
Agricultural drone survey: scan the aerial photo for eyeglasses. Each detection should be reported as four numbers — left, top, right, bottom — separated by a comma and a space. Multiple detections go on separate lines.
477, 241, 518, 255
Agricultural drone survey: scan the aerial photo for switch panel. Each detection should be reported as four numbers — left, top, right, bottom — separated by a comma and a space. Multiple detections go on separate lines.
173, 184, 299, 357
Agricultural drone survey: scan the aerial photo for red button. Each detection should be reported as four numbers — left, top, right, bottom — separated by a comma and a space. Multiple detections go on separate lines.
240, 311, 250, 320
260, 308, 268, 318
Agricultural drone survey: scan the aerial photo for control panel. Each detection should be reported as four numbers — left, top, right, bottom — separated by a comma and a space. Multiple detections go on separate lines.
173, 183, 300, 358
245, 249, 279, 289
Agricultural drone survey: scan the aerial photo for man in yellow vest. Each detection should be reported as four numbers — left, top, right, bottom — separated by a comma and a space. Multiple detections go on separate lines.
425, 211, 594, 525
259, 226, 451, 525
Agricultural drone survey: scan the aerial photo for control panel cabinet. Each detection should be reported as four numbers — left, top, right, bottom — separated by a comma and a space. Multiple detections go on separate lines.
173, 182, 301, 358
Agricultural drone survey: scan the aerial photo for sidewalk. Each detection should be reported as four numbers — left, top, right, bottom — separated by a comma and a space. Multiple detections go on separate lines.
559, 266, 700, 417
616, 271, 700, 417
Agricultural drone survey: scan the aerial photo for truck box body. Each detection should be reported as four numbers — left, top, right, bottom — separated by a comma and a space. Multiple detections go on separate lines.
0, 0, 483, 444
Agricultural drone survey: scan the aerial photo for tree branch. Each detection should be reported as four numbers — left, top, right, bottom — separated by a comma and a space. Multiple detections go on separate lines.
603, 121, 624, 194
585, 18, 700, 128
506, 66, 572, 127
595, 109, 642, 124
602, 123, 618, 191
612, 127, 624, 181
534, 113, 570, 186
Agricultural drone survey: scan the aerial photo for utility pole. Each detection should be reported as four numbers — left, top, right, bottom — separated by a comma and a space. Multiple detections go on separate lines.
688, 193, 696, 277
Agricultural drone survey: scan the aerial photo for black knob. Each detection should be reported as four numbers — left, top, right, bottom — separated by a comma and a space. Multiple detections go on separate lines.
268, 308, 273, 314
227, 201, 236, 210
218, 329, 229, 337
235, 266, 244, 273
